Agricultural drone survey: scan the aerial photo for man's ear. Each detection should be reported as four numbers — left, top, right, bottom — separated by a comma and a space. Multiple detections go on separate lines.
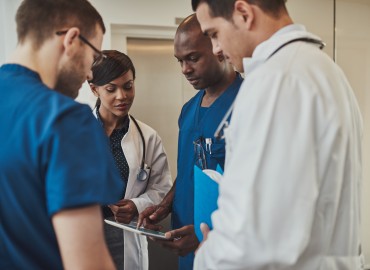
61, 27, 80, 56
89, 83, 99, 97
234, 0, 254, 29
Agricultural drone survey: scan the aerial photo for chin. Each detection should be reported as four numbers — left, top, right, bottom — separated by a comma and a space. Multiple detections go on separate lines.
193, 83, 206, 90
71, 90, 80, 99
114, 110, 129, 118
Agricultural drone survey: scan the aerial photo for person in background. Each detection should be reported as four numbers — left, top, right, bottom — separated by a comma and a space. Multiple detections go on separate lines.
192, 0, 364, 269
88, 50, 172, 270
0, 0, 124, 269
137, 14, 243, 270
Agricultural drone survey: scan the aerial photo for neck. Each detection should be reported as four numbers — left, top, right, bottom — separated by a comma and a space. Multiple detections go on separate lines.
254, 11, 294, 48
9, 40, 60, 89
98, 106, 127, 135
202, 64, 236, 107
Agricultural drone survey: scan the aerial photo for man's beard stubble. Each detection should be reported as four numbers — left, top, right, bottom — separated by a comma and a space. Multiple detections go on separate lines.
54, 55, 85, 99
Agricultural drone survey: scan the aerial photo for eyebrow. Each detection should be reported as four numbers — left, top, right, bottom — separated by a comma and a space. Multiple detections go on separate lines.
107, 80, 134, 87
175, 51, 198, 60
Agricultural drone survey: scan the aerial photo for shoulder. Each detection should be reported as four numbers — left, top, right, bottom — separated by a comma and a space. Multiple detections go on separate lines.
27, 92, 102, 162
183, 90, 204, 108
179, 90, 204, 118
41, 94, 94, 129
21, 84, 96, 140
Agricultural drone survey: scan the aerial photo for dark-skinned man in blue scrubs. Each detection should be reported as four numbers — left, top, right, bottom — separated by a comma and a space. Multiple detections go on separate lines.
137, 13, 243, 270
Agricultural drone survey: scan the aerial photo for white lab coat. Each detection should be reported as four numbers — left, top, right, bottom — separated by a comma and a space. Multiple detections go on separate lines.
194, 24, 364, 270
93, 109, 172, 270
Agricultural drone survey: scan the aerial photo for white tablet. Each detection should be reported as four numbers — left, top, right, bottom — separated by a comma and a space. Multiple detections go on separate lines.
104, 219, 168, 240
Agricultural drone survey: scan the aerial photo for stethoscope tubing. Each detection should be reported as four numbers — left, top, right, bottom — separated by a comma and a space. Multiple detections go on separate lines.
129, 115, 151, 183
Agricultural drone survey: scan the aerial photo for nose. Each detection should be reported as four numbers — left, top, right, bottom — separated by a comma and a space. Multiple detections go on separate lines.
116, 88, 126, 100
212, 40, 222, 56
86, 69, 93, 81
181, 61, 193, 75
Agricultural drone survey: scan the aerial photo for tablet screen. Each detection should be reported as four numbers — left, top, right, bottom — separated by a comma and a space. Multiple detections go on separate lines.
104, 219, 168, 239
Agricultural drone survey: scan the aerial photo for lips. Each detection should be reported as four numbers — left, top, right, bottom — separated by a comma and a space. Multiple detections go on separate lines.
186, 77, 200, 85
115, 103, 130, 111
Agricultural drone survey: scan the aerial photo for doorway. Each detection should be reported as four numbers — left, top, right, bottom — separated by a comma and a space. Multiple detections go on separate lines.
127, 37, 188, 270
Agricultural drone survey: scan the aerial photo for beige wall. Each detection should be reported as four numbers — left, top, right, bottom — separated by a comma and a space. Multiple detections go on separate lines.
288, 0, 370, 265
336, 1, 370, 265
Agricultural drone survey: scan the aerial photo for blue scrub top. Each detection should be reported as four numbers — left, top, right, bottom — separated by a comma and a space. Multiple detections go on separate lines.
173, 73, 243, 270
0, 64, 123, 270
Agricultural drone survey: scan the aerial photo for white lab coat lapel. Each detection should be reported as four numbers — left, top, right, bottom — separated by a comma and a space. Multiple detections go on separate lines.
121, 115, 143, 199
92, 109, 142, 198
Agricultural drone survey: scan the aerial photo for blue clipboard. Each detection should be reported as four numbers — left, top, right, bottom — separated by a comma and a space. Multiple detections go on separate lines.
194, 165, 223, 241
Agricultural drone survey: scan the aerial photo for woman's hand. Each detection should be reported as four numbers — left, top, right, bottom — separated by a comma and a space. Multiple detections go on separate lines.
109, 199, 138, 224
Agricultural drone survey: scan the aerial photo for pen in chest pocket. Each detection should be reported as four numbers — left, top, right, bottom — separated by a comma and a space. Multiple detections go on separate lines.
205, 138, 212, 154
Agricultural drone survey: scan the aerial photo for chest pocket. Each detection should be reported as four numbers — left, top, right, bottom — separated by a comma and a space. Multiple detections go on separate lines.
205, 140, 225, 170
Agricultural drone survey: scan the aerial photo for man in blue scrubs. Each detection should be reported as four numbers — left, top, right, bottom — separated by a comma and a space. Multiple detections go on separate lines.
0, 1, 123, 269
138, 14, 243, 270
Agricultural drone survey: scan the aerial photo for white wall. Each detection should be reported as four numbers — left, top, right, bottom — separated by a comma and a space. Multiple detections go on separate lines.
90, 0, 192, 50
0, 0, 192, 65
287, 0, 334, 58
0, 0, 22, 65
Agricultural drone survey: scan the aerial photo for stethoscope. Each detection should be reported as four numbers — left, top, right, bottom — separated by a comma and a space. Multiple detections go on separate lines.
214, 37, 326, 140
129, 115, 151, 182
268, 37, 325, 59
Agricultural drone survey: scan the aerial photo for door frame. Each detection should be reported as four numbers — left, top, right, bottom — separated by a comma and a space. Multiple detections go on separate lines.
111, 24, 177, 53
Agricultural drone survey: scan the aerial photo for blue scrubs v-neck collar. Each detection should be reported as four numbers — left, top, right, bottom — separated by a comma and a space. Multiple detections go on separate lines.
194, 72, 243, 133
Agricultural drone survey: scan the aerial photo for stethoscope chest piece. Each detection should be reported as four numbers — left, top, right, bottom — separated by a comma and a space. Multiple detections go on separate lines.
137, 167, 150, 181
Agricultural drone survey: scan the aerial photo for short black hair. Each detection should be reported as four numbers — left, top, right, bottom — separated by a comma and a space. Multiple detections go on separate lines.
192, 0, 287, 19
89, 50, 136, 86
16, 0, 105, 49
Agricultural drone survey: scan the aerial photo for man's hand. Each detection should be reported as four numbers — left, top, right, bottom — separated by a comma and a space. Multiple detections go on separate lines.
109, 199, 138, 224
137, 204, 171, 230
195, 223, 210, 254
150, 225, 199, 257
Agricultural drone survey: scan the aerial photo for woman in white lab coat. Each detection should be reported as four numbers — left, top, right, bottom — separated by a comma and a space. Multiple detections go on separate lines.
88, 50, 172, 270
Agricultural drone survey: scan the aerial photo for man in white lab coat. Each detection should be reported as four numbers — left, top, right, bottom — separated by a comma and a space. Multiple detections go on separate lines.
192, 0, 364, 269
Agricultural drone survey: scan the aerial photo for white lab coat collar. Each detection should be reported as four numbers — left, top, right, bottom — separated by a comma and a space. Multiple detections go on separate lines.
243, 24, 322, 75
91, 108, 141, 196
